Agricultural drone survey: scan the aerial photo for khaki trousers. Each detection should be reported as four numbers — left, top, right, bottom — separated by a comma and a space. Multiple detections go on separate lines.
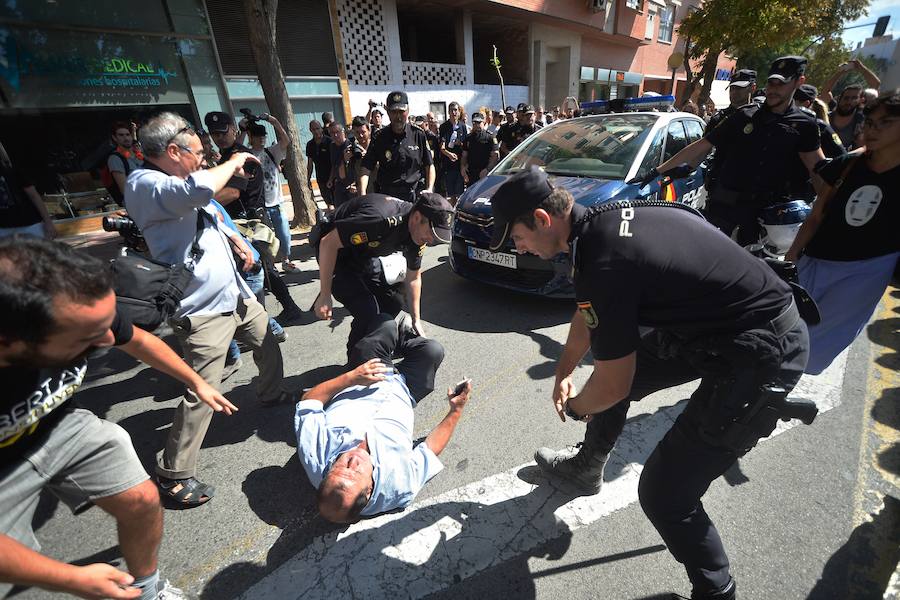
156, 298, 284, 480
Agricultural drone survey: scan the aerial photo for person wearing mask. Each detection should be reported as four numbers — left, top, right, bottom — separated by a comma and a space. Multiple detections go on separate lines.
786, 89, 899, 374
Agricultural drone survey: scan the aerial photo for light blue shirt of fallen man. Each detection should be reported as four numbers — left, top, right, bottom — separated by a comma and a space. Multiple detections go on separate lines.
295, 313, 471, 523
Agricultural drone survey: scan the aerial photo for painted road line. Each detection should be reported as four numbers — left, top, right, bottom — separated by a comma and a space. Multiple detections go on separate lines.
240, 351, 849, 600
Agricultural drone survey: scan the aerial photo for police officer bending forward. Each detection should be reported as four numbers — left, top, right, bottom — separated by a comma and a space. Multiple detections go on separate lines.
313, 192, 454, 358
490, 167, 812, 600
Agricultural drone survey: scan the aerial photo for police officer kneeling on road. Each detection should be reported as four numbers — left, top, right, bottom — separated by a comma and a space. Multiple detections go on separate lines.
490, 166, 817, 600
312, 191, 455, 359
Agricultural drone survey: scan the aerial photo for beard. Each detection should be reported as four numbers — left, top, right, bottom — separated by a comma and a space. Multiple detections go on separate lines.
836, 104, 857, 117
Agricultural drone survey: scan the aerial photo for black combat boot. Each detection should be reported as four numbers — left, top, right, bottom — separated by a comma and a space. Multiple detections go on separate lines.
534, 442, 608, 494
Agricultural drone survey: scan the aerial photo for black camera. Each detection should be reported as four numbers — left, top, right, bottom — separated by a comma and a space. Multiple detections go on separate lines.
239, 108, 270, 124
103, 215, 147, 253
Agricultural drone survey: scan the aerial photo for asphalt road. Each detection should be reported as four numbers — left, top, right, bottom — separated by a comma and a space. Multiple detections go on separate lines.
12, 239, 899, 600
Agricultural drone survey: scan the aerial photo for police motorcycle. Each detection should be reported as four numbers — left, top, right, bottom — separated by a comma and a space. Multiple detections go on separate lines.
745, 199, 811, 259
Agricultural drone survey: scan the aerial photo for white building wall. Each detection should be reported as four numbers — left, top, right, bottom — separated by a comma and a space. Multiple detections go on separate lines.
854, 36, 900, 91
348, 86, 529, 120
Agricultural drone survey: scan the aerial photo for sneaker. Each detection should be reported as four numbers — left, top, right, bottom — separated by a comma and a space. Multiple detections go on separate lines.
534, 443, 608, 494
221, 358, 243, 381
156, 580, 187, 599
282, 261, 300, 273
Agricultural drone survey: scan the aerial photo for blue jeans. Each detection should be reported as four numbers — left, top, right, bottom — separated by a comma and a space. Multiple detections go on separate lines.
266, 205, 292, 262
227, 268, 284, 363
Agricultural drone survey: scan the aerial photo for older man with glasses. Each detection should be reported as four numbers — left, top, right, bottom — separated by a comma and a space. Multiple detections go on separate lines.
125, 112, 296, 507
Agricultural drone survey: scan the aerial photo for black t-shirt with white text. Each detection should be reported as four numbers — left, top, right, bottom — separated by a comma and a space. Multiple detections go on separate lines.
804, 153, 899, 261
570, 203, 791, 360
0, 314, 134, 468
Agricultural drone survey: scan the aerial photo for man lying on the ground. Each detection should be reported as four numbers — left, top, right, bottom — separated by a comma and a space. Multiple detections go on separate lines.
295, 313, 471, 523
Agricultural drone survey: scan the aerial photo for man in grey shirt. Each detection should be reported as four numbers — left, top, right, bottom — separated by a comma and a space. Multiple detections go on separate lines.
126, 112, 295, 507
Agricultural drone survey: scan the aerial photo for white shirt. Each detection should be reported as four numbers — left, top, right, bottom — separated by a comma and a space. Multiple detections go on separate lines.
125, 167, 252, 317
253, 143, 286, 208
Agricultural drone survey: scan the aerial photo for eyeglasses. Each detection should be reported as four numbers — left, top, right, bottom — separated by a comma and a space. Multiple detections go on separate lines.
166, 124, 197, 145
176, 144, 205, 160
863, 117, 900, 131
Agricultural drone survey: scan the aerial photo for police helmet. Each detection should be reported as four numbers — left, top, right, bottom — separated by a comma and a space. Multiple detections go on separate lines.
757, 200, 811, 257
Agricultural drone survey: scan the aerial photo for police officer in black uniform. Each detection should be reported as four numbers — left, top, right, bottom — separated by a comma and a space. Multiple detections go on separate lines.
704, 69, 756, 193
500, 103, 538, 156
359, 91, 435, 202
490, 166, 812, 600
460, 111, 499, 185
794, 84, 846, 159
649, 57, 826, 247
313, 191, 454, 357
496, 105, 516, 158
205, 111, 265, 219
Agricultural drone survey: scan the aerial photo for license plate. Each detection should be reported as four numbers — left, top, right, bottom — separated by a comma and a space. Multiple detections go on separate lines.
467, 246, 517, 269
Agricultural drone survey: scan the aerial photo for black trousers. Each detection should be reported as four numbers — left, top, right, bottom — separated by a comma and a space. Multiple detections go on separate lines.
584, 322, 809, 595
332, 259, 407, 357
703, 199, 762, 247
348, 313, 444, 402
261, 254, 299, 313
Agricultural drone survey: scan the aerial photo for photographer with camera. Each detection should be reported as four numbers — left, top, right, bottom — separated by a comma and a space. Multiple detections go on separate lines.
125, 112, 296, 506
206, 110, 304, 324
366, 100, 385, 137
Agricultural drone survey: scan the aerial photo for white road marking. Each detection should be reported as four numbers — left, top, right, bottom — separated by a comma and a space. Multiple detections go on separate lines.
240, 351, 849, 600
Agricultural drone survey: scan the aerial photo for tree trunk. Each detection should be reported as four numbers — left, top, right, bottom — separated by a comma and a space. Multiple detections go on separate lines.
242, 0, 317, 228
680, 46, 722, 107
696, 54, 719, 107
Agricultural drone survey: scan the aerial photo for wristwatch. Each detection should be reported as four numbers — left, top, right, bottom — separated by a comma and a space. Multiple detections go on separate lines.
563, 400, 584, 421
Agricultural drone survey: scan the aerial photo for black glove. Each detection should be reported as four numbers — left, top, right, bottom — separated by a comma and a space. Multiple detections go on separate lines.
663, 163, 694, 180
626, 167, 658, 187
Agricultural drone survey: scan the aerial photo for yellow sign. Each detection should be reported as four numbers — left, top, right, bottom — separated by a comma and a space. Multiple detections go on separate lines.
350, 232, 369, 245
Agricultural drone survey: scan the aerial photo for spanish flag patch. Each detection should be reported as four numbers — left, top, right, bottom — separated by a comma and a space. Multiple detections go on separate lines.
660, 178, 677, 202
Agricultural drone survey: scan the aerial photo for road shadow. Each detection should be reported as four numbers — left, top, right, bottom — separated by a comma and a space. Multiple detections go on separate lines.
871, 388, 899, 476
203, 467, 580, 600
866, 316, 899, 371
419, 262, 572, 334
807, 495, 900, 599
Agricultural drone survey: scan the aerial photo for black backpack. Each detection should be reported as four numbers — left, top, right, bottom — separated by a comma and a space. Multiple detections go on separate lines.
109, 211, 207, 331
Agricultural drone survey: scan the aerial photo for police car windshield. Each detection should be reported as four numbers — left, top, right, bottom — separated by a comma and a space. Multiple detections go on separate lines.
495, 115, 659, 180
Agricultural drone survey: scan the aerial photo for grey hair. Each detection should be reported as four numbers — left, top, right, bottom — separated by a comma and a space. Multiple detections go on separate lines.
138, 112, 194, 157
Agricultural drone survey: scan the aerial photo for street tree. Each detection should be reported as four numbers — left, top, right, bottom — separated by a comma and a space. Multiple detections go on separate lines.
242, 0, 317, 228
677, 0, 868, 107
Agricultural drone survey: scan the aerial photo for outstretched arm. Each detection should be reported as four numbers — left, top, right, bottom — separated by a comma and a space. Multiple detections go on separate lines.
302, 358, 392, 406
425, 381, 471, 456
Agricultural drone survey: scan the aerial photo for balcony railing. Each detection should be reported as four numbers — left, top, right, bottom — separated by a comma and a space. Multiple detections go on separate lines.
401, 61, 467, 86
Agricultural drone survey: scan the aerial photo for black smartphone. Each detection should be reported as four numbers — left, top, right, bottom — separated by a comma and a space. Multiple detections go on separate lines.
452, 378, 471, 396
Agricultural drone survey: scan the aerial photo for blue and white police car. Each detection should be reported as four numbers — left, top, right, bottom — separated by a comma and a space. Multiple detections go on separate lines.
449, 96, 709, 297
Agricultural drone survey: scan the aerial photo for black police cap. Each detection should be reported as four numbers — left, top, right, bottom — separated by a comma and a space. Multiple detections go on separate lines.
504, 105, 515, 114
729, 69, 757, 88
386, 90, 409, 111
414, 191, 455, 244
516, 102, 528, 112
794, 84, 819, 103
204, 111, 233, 133
489, 166, 554, 251
768, 56, 807, 83
471, 112, 485, 122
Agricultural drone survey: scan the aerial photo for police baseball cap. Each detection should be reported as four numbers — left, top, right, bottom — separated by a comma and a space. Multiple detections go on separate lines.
386, 90, 409, 111
414, 115, 425, 124
414, 191, 455, 244
489, 166, 554, 251
204, 111, 233, 133
248, 123, 267, 137
768, 56, 807, 82
794, 84, 818, 103
471, 112, 485, 122
728, 69, 757, 88
523, 105, 535, 114
504, 105, 515, 114
516, 103, 528, 112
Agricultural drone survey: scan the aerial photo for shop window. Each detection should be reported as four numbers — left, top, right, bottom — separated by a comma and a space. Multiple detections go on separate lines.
663, 120, 688, 161
0, 0, 171, 32
658, 5, 675, 43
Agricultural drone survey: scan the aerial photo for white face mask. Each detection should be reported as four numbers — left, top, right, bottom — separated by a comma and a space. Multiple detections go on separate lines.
844, 184, 883, 227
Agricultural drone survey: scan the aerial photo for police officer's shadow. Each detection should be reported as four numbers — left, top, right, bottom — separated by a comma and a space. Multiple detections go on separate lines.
202, 465, 582, 600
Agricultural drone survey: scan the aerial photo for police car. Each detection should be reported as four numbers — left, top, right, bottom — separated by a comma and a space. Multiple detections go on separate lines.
450, 96, 709, 297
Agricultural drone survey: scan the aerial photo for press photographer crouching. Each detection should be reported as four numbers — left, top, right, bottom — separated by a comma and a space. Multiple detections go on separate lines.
125, 112, 296, 507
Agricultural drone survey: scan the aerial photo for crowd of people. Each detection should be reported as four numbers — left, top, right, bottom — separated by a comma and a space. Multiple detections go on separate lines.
0, 50, 897, 600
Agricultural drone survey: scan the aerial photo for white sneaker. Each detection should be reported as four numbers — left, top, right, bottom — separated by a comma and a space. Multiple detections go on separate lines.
156, 580, 188, 600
